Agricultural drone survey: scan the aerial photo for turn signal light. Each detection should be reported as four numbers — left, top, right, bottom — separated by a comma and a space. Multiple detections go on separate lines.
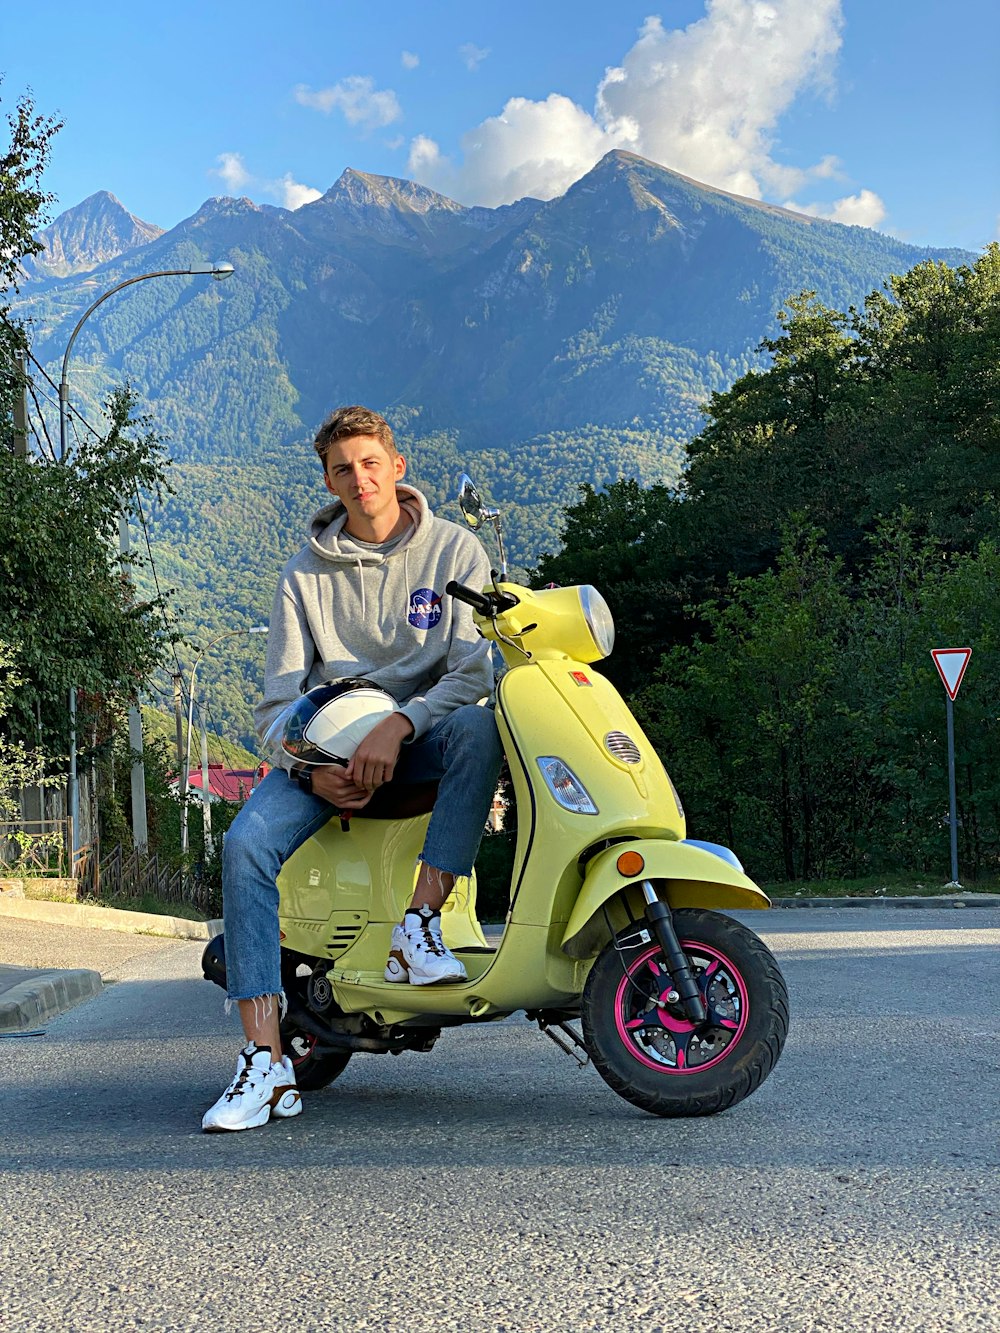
616, 850, 645, 877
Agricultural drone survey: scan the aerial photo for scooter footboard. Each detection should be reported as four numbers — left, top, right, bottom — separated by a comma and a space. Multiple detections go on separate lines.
561, 839, 770, 960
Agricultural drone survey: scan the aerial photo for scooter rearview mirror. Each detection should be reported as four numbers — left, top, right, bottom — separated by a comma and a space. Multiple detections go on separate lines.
456, 472, 509, 579
457, 473, 486, 530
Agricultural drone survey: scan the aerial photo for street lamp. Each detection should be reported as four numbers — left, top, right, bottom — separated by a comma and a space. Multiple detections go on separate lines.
58, 262, 235, 461
58, 261, 235, 860
179, 626, 268, 857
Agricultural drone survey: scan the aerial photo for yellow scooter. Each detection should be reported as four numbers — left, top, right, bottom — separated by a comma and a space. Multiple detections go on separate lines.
203, 477, 788, 1117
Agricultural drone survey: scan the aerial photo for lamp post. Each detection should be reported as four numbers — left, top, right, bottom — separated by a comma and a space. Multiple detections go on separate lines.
180, 626, 268, 857
57, 261, 235, 860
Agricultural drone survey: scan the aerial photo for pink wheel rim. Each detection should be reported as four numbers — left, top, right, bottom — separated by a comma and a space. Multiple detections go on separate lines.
613, 940, 750, 1075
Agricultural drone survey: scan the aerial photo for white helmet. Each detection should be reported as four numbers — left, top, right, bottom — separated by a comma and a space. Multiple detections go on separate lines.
277, 678, 399, 767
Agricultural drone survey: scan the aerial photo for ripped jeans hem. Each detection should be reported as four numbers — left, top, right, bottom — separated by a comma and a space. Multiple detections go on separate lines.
224, 991, 288, 1022
416, 853, 474, 880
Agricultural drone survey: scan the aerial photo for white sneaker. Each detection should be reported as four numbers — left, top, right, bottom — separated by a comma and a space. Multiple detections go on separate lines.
202, 1043, 298, 1133
384, 906, 467, 985
269, 1055, 302, 1120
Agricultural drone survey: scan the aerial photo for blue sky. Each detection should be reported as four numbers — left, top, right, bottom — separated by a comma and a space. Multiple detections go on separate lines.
5, 0, 998, 251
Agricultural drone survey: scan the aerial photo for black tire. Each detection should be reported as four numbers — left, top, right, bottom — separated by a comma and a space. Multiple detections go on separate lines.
581, 907, 789, 1117
279, 1018, 352, 1092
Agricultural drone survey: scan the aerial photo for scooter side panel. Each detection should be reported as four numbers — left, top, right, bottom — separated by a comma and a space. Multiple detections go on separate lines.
277, 812, 487, 961
561, 839, 772, 959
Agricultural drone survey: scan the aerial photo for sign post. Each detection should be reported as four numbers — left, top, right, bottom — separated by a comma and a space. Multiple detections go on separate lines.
930, 648, 972, 887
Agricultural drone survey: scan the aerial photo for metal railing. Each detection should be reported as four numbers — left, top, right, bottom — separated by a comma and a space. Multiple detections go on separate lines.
74, 843, 219, 914
0, 818, 72, 877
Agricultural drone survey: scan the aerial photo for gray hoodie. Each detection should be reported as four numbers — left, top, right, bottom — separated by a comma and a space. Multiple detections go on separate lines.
256, 484, 494, 767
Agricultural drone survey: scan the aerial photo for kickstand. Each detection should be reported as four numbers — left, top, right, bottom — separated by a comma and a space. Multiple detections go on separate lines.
536, 1016, 590, 1068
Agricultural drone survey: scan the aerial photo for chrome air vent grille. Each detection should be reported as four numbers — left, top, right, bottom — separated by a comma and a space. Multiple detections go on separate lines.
604, 731, 641, 764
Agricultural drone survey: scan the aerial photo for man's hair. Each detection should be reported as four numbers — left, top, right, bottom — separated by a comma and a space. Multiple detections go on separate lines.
313, 405, 397, 467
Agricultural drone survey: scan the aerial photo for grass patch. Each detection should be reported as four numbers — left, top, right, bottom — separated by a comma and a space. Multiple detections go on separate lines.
763, 872, 1000, 899
23, 880, 208, 921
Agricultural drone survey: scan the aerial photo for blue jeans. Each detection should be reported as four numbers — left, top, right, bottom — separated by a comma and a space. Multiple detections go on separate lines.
221, 703, 503, 1001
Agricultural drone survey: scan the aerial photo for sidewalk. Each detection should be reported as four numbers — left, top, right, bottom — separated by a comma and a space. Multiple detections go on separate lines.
0, 911, 205, 1034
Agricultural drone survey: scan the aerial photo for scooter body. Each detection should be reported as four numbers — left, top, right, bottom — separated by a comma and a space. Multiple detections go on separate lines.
205, 481, 789, 1116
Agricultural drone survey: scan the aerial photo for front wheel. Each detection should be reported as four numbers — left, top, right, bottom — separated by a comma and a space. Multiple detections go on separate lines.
581, 908, 788, 1117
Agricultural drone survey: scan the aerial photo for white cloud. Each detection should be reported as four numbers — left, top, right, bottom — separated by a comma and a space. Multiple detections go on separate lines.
409, 95, 624, 207
596, 4, 844, 200
409, 1, 881, 223
295, 77, 402, 132
408, 134, 446, 174
210, 154, 323, 211
787, 188, 887, 229
401, 51, 419, 70
213, 152, 252, 193
459, 43, 490, 72
278, 174, 323, 210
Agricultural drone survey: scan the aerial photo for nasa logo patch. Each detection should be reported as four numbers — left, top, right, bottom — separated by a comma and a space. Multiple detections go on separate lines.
408, 588, 442, 630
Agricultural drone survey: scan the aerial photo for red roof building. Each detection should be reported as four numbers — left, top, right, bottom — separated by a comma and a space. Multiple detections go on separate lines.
186, 763, 270, 803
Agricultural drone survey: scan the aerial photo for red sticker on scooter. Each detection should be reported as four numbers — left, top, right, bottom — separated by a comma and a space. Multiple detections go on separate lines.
570, 671, 592, 686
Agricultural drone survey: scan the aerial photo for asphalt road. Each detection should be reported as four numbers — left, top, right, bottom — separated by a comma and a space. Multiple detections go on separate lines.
1, 908, 997, 1332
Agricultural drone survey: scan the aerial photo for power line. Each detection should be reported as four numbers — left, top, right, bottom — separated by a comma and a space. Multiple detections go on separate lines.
24, 389, 57, 462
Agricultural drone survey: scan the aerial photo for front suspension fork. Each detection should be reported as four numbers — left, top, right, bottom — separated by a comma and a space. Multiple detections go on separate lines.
640, 880, 707, 1024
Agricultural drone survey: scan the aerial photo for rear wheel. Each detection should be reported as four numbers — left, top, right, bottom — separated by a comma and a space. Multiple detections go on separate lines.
581, 907, 788, 1117
279, 1019, 352, 1091
279, 952, 352, 1091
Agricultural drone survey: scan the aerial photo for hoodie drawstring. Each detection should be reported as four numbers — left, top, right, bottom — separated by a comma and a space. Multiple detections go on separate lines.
356, 558, 365, 618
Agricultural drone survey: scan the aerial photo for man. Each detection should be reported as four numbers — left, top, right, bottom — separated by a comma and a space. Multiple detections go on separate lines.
202, 405, 501, 1133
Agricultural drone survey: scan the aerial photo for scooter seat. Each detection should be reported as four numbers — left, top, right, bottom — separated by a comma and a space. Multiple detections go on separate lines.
347, 780, 439, 821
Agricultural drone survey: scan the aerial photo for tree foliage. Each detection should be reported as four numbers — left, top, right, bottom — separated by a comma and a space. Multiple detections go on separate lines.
0, 386, 176, 760
553, 248, 1000, 881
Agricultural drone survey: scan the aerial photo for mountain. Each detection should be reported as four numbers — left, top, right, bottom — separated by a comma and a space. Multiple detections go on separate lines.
12, 153, 978, 749
17, 153, 973, 459
20, 190, 163, 281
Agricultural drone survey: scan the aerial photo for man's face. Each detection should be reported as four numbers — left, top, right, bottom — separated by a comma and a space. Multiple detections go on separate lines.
323, 433, 406, 529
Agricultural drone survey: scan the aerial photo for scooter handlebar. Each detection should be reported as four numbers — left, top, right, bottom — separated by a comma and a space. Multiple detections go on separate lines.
446, 580, 518, 615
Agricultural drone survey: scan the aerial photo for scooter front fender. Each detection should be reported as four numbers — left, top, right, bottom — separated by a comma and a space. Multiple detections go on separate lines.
561, 839, 771, 960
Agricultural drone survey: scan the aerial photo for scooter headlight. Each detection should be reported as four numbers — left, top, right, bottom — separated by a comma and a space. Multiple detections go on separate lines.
536, 756, 599, 815
579, 586, 615, 660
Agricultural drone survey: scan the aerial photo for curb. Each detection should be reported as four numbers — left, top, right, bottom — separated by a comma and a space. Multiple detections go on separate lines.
0, 968, 103, 1033
768, 894, 1000, 910
0, 896, 217, 940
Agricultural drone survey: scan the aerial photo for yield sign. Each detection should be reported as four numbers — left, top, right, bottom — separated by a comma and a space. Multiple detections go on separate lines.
931, 648, 972, 700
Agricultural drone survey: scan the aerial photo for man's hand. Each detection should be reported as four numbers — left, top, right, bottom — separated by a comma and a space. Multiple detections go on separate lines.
346, 712, 415, 792
308, 767, 373, 810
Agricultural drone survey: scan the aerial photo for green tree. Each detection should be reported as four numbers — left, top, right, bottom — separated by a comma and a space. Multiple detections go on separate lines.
637, 523, 853, 880
0, 388, 176, 786
534, 479, 689, 695
1, 86, 62, 439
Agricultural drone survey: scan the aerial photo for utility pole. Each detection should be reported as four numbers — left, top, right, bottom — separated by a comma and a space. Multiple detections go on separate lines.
119, 512, 148, 853
172, 673, 187, 847
12, 350, 28, 457
200, 723, 214, 859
